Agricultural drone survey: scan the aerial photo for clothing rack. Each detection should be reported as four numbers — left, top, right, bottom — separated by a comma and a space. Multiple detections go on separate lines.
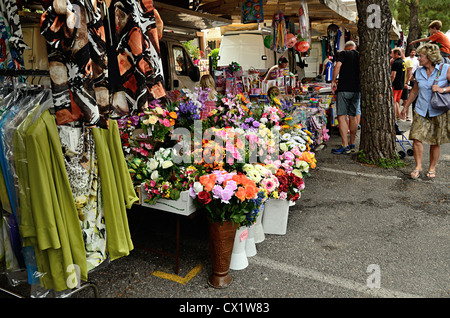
0, 69, 50, 77
0, 77, 101, 298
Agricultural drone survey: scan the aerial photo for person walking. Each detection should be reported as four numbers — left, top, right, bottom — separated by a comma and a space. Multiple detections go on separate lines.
330, 41, 360, 154
401, 48, 414, 121
400, 43, 450, 179
405, 48, 419, 115
391, 48, 406, 121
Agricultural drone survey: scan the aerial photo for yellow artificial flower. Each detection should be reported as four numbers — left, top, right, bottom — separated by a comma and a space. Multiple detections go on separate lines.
148, 115, 158, 125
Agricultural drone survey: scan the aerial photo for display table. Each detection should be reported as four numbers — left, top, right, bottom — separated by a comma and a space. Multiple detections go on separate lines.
136, 187, 199, 274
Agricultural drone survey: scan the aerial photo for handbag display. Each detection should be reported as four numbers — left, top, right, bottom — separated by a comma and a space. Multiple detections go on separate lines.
430, 64, 450, 111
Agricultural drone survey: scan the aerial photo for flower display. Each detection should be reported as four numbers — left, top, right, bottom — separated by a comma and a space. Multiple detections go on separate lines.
141, 101, 177, 142
116, 85, 320, 217
274, 168, 305, 202
143, 163, 197, 205
189, 170, 261, 225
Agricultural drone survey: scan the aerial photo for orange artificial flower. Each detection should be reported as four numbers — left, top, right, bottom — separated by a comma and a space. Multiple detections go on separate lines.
276, 169, 285, 177
245, 183, 259, 200
303, 152, 312, 163
199, 174, 217, 192
169, 111, 178, 119
235, 187, 246, 202
232, 174, 245, 184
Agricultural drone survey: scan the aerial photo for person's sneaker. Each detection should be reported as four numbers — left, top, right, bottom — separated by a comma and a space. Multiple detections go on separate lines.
348, 144, 356, 153
332, 145, 351, 154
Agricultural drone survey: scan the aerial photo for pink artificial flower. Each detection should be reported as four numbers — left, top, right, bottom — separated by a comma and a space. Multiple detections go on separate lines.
163, 118, 171, 127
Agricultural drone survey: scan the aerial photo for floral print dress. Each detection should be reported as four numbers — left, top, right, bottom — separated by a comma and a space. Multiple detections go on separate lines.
41, 0, 110, 128
58, 125, 107, 271
108, 0, 166, 115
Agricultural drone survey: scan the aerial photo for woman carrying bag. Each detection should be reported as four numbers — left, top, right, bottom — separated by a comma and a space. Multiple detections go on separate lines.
401, 43, 450, 180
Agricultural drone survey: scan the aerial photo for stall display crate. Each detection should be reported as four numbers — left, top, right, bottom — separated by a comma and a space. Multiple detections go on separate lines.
139, 185, 196, 216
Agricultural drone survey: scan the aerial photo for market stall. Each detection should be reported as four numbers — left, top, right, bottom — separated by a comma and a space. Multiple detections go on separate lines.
0, 0, 336, 296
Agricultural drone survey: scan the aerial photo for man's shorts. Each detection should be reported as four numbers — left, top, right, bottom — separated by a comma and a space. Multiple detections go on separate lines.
336, 91, 360, 116
401, 88, 409, 100
393, 89, 403, 102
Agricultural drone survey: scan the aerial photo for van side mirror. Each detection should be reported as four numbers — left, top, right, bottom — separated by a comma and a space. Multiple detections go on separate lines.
189, 66, 201, 82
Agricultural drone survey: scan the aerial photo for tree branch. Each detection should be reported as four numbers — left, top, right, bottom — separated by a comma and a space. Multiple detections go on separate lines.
398, 0, 412, 7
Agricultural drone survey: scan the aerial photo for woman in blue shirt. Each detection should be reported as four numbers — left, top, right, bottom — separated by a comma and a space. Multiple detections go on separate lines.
401, 43, 450, 179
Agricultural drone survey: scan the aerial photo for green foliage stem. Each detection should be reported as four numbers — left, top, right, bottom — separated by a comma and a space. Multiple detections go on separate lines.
356, 150, 407, 168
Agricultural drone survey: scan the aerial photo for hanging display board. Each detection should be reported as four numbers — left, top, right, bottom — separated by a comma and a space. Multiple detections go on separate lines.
241, 0, 264, 24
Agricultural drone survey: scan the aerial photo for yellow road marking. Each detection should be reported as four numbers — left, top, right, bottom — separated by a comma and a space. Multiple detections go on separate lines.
152, 263, 203, 285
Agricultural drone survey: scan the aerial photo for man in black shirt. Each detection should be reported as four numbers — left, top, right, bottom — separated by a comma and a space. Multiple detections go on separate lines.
390, 48, 405, 120
331, 41, 360, 154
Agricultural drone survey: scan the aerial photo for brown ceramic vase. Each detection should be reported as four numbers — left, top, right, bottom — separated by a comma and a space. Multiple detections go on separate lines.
207, 219, 237, 288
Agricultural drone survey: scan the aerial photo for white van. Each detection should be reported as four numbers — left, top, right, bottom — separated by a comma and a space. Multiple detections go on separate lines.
218, 31, 277, 72
160, 36, 201, 91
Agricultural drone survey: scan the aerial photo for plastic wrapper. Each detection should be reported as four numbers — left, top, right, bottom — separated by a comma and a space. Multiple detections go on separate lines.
299, 0, 310, 43
1, 87, 114, 297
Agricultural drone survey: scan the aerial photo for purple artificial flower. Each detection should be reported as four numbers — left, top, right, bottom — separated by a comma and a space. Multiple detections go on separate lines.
220, 187, 234, 203
212, 185, 223, 199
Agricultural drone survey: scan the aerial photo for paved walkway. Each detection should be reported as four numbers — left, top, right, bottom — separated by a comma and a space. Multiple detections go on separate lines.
1, 117, 449, 303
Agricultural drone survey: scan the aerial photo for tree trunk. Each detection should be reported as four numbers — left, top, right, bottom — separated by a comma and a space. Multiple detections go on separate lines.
356, 0, 397, 164
406, 0, 421, 53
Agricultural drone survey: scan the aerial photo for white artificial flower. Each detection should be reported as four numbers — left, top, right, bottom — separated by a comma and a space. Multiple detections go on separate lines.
292, 169, 303, 178
281, 133, 291, 141
254, 164, 269, 176
193, 181, 203, 194
148, 158, 158, 170
243, 163, 254, 172
162, 160, 173, 169
151, 170, 159, 180
247, 170, 262, 183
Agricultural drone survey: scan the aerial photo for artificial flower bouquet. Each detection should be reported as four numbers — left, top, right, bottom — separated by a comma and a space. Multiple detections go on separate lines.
193, 127, 247, 173
142, 147, 197, 204
189, 170, 262, 225
242, 163, 279, 199
274, 168, 305, 202
117, 113, 151, 157
141, 101, 178, 143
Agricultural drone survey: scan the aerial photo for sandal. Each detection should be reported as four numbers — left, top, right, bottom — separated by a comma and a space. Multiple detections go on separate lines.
410, 169, 421, 180
426, 171, 436, 179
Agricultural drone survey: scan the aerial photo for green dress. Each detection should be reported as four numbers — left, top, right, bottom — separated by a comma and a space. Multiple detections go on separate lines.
15, 110, 138, 291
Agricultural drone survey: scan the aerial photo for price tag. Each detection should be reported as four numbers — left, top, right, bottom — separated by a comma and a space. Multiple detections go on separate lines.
240, 229, 248, 242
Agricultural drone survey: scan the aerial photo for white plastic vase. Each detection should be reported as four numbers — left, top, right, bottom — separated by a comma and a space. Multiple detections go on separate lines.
230, 226, 249, 270
262, 199, 290, 235
253, 206, 265, 243
245, 225, 257, 257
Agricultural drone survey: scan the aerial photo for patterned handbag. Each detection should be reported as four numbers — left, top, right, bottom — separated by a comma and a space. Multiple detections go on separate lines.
431, 64, 450, 111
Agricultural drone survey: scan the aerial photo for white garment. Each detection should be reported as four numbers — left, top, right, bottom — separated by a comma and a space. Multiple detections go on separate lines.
405, 56, 419, 74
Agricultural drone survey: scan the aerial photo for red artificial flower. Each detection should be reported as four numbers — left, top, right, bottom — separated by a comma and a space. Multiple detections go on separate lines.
197, 191, 212, 204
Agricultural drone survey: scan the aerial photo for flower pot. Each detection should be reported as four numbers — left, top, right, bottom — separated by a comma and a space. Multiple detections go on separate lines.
253, 206, 265, 243
230, 227, 249, 270
262, 199, 290, 235
245, 225, 257, 257
208, 219, 238, 288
